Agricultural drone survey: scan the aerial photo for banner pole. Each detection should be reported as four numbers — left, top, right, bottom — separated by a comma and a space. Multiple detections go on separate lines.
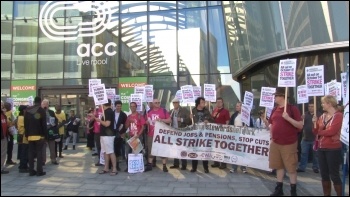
302, 103, 305, 124
284, 88, 288, 112
313, 96, 316, 128
265, 107, 267, 118
189, 104, 194, 125
101, 104, 105, 120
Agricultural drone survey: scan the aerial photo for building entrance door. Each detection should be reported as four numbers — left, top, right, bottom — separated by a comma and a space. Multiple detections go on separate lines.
38, 87, 95, 140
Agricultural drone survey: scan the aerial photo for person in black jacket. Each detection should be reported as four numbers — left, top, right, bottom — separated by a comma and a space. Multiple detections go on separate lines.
228, 102, 254, 174
41, 99, 59, 165
112, 100, 127, 171
64, 110, 80, 150
24, 96, 47, 176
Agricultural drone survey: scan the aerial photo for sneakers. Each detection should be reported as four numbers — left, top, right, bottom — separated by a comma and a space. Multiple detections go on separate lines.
144, 164, 152, 172
229, 169, 236, 173
92, 153, 98, 156
219, 165, 227, 169
29, 170, 37, 176
211, 164, 220, 168
296, 168, 305, 173
190, 169, 196, 173
51, 161, 59, 165
95, 163, 103, 166
242, 169, 247, 174
180, 166, 187, 170
313, 169, 319, 173
63, 146, 67, 150
204, 169, 209, 173
169, 165, 179, 169
1, 170, 9, 174
36, 171, 46, 176
163, 165, 168, 172
6, 160, 16, 165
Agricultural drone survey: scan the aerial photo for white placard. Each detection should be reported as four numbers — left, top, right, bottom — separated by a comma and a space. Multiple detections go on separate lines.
278, 59, 297, 87
145, 85, 154, 102
175, 90, 183, 102
127, 137, 144, 154
241, 104, 251, 126
327, 80, 337, 97
204, 84, 216, 102
336, 82, 342, 101
243, 91, 254, 109
266, 107, 273, 120
114, 95, 120, 101
181, 85, 195, 104
305, 65, 324, 96
89, 79, 101, 97
134, 86, 145, 100
259, 87, 276, 108
297, 85, 308, 104
92, 84, 108, 105
106, 89, 116, 100
341, 72, 347, 102
28, 96, 33, 106
340, 67, 349, 146
130, 94, 143, 112
324, 83, 329, 95
193, 86, 202, 98
128, 154, 144, 173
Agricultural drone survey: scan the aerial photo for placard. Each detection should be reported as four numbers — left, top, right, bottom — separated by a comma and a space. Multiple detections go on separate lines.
130, 94, 143, 112
92, 84, 108, 105
297, 85, 308, 104
204, 84, 216, 102
241, 104, 251, 126
259, 87, 276, 108
305, 65, 324, 96
145, 85, 154, 102
278, 59, 297, 87
193, 86, 202, 99
243, 91, 254, 109
89, 79, 101, 97
128, 154, 144, 173
181, 85, 195, 104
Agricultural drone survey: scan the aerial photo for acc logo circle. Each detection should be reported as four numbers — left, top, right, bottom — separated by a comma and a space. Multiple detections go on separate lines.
180, 151, 187, 158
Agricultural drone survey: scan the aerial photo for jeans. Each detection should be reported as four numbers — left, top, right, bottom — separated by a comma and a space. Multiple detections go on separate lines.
19, 144, 29, 169
65, 131, 77, 146
298, 140, 319, 170
28, 139, 45, 173
55, 135, 63, 155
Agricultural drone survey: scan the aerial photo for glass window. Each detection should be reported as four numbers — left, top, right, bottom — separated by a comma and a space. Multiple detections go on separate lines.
120, 1, 147, 13
149, 11, 177, 76
38, 17, 64, 79
37, 79, 63, 86
150, 75, 178, 110
208, 7, 229, 74
178, 1, 206, 9
12, 19, 38, 80
1, 1, 13, 20
149, 1, 177, 11
14, 1, 39, 19
39, 1, 64, 18
179, 74, 208, 88
208, 1, 221, 6
120, 13, 148, 77
178, 8, 208, 76
1, 21, 12, 80
1, 80, 10, 98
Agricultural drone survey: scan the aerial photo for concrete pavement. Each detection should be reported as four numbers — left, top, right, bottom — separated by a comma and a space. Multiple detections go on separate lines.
1, 143, 348, 196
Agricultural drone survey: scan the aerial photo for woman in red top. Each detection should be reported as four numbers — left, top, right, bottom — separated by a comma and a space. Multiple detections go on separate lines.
312, 95, 343, 196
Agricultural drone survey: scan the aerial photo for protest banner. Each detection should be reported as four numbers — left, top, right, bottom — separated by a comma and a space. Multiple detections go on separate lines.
340, 67, 349, 146
128, 154, 144, 173
266, 107, 273, 120
92, 84, 108, 105
127, 137, 143, 154
341, 72, 347, 104
181, 85, 195, 104
134, 86, 145, 101
204, 84, 216, 102
259, 87, 276, 108
28, 96, 33, 106
305, 65, 324, 96
152, 122, 271, 171
327, 80, 337, 97
337, 82, 342, 101
89, 79, 101, 97
114, 94, 120, 101
297, 85, 308, 104
278, 59, 296, 87
241, 104, 251, 126
175, 90, 183, 103
130, 94, 143, 112
145, 85, 154, 102
324, 83, 329, 95
106, 89, 116, 109
243, 91, 254, 109
193, 86, 202, 98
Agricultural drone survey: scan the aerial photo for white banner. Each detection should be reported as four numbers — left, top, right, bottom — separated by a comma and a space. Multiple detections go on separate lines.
259, 87, 276, 108
134, 86, 145, 101
89, 79, 101, 97
297, 85, 308, 104
325, 83, 329, 95
337, 82, 342, 101
341, 72, 347, 103
181, 85, 195, 104
152, 122, 271, 171
340, 67, 349, 146
145, 85, 154, 102
204, 84, 216, 102
128, 154, 144, 173
175, 90, 183, 103
92, 84, 108, 105
305, 65, 324, 96
327, 80, 337, 97
241, 104, 251, 126
193, 86, 202, 99
130, 94, 143, 112
278, 59, 297, 87
243, 91, 254, 109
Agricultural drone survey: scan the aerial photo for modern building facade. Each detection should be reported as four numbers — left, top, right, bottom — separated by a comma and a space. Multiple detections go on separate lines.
1, 1, 349, 120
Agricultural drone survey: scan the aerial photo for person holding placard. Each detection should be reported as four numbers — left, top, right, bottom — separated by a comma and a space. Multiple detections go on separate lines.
263, 87, 303, 196
63, 110, 80, 150
124, 102, 146, 172
190, 97, 214, 173
312, 95, 343, 196
169, 98, 192, 170
297, 100, 321, 173
211, 97, 230, 169
229, 102, 254, 173
112, 100, 127, 172
145, 99, 172, 172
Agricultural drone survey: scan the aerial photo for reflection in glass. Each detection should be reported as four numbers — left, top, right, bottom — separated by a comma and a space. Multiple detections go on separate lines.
14, 1, 39, 19
38, 17, 64, 79
121, 1, 147, 13
1, 81, 10, 98
150, 75, 178, 110
1, 21, 12, 79
149, 11, 177, 76
1, 1, 13, 19
38, 80, 63, 87
120, 13, 148, 77
12, 19, 38, 79
208, 7, 229, 74
178, 1, 207, 9
149, 1, 177, 11
178, 8, 208, 87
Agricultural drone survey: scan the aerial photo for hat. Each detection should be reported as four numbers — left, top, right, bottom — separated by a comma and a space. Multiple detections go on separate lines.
273, 87, 286, 96
172, 98, 180, 103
